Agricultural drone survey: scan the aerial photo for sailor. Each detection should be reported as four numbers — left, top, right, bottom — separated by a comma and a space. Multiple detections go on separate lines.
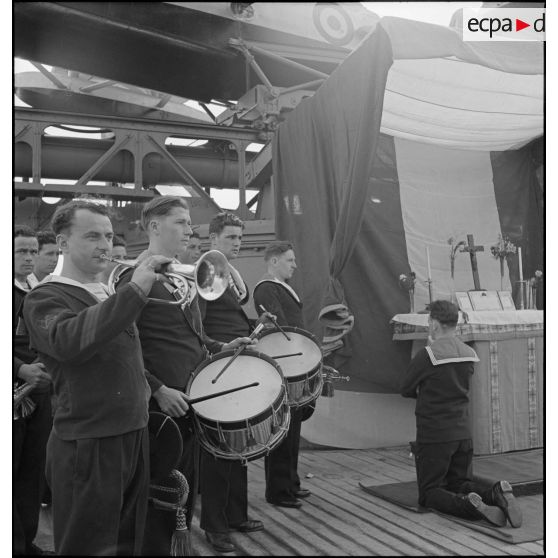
13, 225, 52, 556
22, 200, 170, 555
400, 299, 522, 528
198, 211, 273, 553
253, 241, 312, 509
114, 197, 255, 555
28, 229, 59, 286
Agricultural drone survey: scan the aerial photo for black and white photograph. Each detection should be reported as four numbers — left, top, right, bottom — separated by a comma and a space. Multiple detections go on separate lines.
12, 2, 546, 556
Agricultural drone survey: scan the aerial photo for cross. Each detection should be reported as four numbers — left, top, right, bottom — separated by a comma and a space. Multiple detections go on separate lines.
460, 234, 484, 290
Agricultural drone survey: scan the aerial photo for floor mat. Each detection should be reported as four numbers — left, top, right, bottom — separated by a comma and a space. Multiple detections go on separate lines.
472, 449, 543, 495
359, 482, 543, 544
359, 480, 425, 513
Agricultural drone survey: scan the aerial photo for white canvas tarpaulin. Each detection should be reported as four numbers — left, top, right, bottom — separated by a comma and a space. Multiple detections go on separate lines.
380, 17, 543, 150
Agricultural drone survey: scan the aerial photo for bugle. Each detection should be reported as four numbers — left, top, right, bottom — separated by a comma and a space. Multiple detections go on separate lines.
103, 250, 230, 305
13, 383, 36, 420
321, 365, 350, 398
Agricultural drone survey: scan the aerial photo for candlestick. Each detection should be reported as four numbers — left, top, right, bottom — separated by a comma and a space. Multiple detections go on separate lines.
426, 246, 432, 280
518, 247, 523, 282
517, 281, 526, 310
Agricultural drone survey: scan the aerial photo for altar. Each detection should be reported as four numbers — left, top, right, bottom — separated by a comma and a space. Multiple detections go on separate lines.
391, 310, 544, 455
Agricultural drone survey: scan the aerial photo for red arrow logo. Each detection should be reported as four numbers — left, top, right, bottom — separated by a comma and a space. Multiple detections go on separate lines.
516, 19, 530, 31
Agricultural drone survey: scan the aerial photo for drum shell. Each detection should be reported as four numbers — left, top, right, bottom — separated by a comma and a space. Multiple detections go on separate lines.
256, 326, 324, 408
186, 349, 290, 462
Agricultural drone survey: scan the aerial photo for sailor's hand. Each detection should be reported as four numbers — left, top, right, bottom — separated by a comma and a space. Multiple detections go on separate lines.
222, 337, 258, 352
256, 311, 276, 327
131, 255, 174, 295
153, 385, 190, 417
17, 362, 51, 389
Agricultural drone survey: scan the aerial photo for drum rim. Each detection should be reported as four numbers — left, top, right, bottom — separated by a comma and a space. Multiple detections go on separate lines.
257, 325, 321, 347
256, 326, 323, 381
193, 383, 288, 428
286, 369, 324, 407
186, 349, 287, 422
186, 347, 285, 394
196, 406, 291, 462
279, 362, 322, 383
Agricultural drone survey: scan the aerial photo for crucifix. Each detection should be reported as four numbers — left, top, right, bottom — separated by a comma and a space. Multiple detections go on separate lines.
460, 234, 485, 290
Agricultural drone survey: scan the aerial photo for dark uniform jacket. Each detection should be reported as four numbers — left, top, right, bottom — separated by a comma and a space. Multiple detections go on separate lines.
199, 283, 252, 342
400, 336, 479, 444
253, 275, 304, 329
23, 279, 151, 440
117, 270, 223, 393
14, 283, 39, 385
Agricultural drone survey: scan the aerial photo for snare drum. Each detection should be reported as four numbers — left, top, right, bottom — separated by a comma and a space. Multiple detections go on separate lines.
255, 327, 323, 408
186, 350, 290, 462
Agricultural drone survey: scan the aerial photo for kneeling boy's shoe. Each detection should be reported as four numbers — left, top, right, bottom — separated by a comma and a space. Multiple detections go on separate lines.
465, 492, 506, 527
492, 480, 522, 528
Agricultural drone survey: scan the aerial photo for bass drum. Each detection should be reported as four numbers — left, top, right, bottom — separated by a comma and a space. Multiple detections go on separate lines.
186, 350, 290, 462
256, 327, 323, 408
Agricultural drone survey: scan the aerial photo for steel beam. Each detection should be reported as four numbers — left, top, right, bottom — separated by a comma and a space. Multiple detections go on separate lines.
29, 62, 68, 90
15, 108, 269, 143
80, 79, 117, 93
14, 108, 272, 205
243, 42, 330, 80
14, 182, 155, 201
244, 143, 272, 191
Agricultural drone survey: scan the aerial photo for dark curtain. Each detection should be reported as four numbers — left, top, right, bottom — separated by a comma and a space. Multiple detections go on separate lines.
273, 25, 414, 392
491, 137, 545, 307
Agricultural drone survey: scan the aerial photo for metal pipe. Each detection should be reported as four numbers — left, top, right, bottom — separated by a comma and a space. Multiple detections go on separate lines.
245, 44, 330, 79
280, 79, 325, 95
29, 62, 68, 90
14, 136, 252, 189
80, 79, 117, 93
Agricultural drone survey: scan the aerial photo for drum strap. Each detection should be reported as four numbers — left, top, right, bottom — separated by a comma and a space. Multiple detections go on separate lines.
161, 281, 209, 358
228, 264, 248, 304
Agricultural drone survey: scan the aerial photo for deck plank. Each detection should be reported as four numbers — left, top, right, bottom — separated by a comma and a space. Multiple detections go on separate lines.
33, 446, 543, 556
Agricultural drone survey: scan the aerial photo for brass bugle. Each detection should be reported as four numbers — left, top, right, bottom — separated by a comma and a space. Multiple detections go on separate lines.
13, 382, 36, 420
102, 250, 230, 305
321, 365, 350, 398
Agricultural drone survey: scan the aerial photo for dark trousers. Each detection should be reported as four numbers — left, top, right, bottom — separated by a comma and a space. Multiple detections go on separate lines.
414, 438, 494, 518
200, 449, 248, 533
143, 409, 199, 556
42, 389, 55, 505
47, 428, 149, 556
13, 390, 51, 555
265, 407, 302, 501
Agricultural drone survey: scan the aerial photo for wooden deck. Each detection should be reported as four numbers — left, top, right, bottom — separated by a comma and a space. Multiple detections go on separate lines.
34, 445, 544, 556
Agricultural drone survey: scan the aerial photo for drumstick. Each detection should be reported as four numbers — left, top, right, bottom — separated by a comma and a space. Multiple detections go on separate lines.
211, 323, 265, 384
188, 382, 259, 405
259, 305, 291, 341
271, 352, 303, 359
